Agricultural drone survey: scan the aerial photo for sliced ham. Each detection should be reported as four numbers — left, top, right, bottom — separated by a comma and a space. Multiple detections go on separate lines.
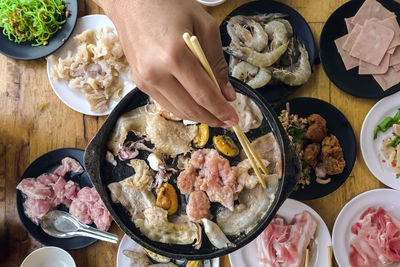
342, 24, 363, 52
390, 47, 400, 66
350, 20, 394, 66
351, 0, 395, 26
394, 64, 400, 72
376, 16, 400, 50
359, 53, 390, 75
335, 35, 359, 70
256, 211, 317, 267
373, 67, 400, 90
345, 17, 355, 32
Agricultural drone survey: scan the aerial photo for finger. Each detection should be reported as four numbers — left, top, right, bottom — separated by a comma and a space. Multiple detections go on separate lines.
195, 16, 236, 102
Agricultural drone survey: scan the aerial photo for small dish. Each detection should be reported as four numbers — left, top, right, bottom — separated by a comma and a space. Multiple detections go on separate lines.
332, 188, 400, 267
20, 246, 76, 267
0, 0, 78, 60
229, 198, 332, 267
274, 97, 357, 200
46, 15, 135, 116
196, 0, 225, 7
219, 1, 316, 102
320, 0, 400, 98
360, 91, 400, 189
117, 234, 220, 267
16, 148, 98, 250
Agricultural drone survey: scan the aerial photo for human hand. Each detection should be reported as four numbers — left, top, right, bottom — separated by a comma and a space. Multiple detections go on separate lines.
96, 0, 239, 127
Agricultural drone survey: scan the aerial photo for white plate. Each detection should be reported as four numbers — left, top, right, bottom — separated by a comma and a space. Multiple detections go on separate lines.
46, 15, 135, 116
117, 234, 220, 267
360, 91, 400, 189
229, 199, 332, 267
196, 0, 226, 6
332, 188, 400, 267
21, 246, 76, 267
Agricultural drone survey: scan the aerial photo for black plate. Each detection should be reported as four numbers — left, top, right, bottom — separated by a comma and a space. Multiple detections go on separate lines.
274, 97, 356, 200
16, 148, 97, 250
0, 0, 78, 60
84, 77, 300, 260
220, 1, 316, 102
320, 0, 400, 98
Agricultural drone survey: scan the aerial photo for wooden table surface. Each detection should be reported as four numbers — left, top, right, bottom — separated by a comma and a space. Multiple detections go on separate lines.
0, 0, 394, 266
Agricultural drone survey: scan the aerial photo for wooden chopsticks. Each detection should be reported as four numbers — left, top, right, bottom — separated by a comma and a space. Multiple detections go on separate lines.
304, 248, 310, 267
328, 246, 333, 267
182, 32, 267, 189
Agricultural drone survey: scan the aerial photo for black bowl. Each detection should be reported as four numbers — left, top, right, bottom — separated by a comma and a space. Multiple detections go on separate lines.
84, 77, 300, 260
220, 0, 316, 102
274, 98, 357, 200
320, 0, 400, 98
16, 148, 97, 250
0, 0, 78, 60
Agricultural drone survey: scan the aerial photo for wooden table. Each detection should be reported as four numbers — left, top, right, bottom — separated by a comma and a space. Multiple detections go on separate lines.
0, 0, 392, 266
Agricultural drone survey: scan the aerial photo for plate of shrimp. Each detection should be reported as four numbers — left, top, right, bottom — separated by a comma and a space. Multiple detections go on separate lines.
220, 1, 316, 102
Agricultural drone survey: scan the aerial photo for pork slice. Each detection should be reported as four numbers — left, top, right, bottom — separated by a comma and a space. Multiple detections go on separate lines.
351, 0, 395, 26
36, 173, 59, 186
91, 205, 112, 231
64, 180, 79, 200
69, 198, 92, 224
24, 197, 55, 224
335, 35, 359, 70
17, 178, 53, 200
52, 176, 67, 206
390, 47, 400, 66
373, 67, 400, 90
345, 17, 355, 33
350, 20, 394, 66
359, 53, 390, 74
53, 157, 84, 177
342, 24, 363, 52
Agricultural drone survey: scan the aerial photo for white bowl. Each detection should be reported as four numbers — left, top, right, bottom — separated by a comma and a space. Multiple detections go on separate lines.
20, 247, 76, 267
196, 0, 226, 7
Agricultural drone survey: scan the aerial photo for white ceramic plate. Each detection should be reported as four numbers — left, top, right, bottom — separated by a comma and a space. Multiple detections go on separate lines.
21, 246, 76, 267
360, 91, 400, 189
332, 188, 400, 267
46, 15, 135, 116
196, 0, 226, 6
117, 234, 220, 267
229, 198, 332, 267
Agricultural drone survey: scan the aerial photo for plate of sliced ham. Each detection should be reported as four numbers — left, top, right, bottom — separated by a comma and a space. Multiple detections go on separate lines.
332, 188, 400, 267
229, 198, 332, 267
320, 0, 400, 98
16, 148, 113, 250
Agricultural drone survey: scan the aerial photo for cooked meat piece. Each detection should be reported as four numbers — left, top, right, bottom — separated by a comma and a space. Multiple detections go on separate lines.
303, 143, 321, 168
321, 134, 346, 175
304, 114, 327, 142
186, 191, 211, 222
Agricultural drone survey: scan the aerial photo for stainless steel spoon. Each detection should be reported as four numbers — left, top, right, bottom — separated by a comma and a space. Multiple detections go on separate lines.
40, 210, 118, 243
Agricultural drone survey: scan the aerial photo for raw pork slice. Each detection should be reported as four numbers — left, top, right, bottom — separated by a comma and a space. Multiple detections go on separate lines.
390, 47, 400, 66
345, 17, 355, 32
342, 24, 363, 52
53, 157, 84, 177
351, 0, 395, 25
373, 67, 400, 90
256, 211, 317, 267
17, 178, 53, 200
350, 20, 394, 66
335, 35, 359, 70
359, 53, 390, 75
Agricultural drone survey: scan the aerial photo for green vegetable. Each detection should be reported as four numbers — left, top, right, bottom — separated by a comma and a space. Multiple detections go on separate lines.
0, 0, 67, 46
388, 135, 400, 148
288, 124, 305, 143
374, 108, 400, 139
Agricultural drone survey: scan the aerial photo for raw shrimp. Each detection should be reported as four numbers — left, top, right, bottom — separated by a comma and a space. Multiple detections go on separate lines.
275, 18, 294, 37
228, 55, 240, 74
247, 68, 272, 89
231, 61, 271, 89
248, 13, 287, 24
264, 20, 289, 50
224, 41, 288, 68
272, 44, 311, 86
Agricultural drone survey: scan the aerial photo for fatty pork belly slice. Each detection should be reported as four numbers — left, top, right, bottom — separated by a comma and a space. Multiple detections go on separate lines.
256, 211, 317, 267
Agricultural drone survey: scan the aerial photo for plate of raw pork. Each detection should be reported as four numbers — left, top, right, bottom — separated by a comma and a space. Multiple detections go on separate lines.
332, 188, 400, 267
320, 0, 400, 98
16, 148, 112, 250
229, 198, 331, 267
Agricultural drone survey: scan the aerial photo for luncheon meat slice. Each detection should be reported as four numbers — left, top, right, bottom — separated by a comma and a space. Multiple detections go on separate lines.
350, 20, 394, 66
342, 24, 363, 52
256, 211, 317, 267
351, 0, 395, 26
345, 17, 355, 32
335, 35, 359, 70
373, 67, 400, 90
359, 53, 390, 75
390, 48, 400, 66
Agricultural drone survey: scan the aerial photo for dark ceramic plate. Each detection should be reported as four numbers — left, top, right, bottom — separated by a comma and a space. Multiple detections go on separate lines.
84, 77, 300, 260
274, 97, 357, 200
320, 0, 400, 98
0, 0, 78, 60
16, 148, 97, 250
220, 1, 316, 102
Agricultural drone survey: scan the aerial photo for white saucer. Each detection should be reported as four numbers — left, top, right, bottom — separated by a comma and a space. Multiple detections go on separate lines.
196, 0, 226, 7
20, 247, 76, 267
229, 198, 332, 267
360, 91, 400, 189
332, 188, 400, 267
46, 15, 135, 116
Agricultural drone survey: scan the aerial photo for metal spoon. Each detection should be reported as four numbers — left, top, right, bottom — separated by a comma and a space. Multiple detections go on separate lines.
40, 210, 119, 243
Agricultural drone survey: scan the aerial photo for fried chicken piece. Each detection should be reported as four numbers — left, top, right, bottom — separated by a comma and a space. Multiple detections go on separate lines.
304, 143, 321, 168
321, 134, 345, 175
304, 114, 327, 143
